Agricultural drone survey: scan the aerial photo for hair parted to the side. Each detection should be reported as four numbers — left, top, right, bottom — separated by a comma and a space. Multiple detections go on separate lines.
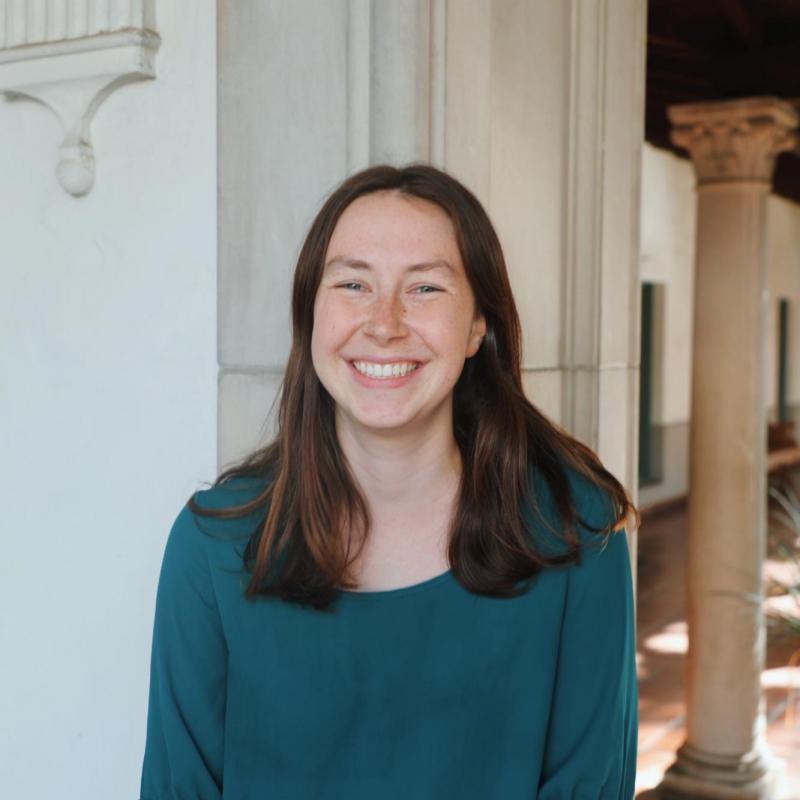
187, 162, 640, 611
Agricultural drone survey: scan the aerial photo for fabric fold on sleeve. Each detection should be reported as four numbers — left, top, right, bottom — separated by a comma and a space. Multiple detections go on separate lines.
139, 503, 228, 800
537, 526, 639, 799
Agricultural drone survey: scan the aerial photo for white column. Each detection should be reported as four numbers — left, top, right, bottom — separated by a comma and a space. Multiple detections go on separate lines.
659, 97, 798, 800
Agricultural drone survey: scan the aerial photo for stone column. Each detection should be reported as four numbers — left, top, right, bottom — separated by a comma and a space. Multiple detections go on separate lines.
659, 97, 797, 799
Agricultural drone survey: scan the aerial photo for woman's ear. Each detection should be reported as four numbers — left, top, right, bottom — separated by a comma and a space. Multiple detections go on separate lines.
466, 313, 487, 358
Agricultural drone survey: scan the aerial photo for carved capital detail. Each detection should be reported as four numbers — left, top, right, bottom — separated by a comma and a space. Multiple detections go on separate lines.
0, 1, 160, 196
668, 96, 798, 185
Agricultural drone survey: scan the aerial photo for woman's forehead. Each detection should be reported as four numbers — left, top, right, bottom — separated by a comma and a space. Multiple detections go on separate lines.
326, 192, 461, 265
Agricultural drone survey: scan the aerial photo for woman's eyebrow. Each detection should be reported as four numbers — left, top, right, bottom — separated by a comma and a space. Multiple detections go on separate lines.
324, 256, 455, 275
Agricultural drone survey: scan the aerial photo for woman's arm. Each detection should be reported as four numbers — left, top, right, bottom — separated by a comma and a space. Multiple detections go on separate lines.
538, 526, 639, 799
139, 504, 227, 800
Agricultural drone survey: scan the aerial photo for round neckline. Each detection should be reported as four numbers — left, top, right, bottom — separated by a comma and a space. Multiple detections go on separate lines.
337, 567, 454, 599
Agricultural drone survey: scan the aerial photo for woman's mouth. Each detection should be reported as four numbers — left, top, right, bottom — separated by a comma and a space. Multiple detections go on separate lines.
347, 359, 425, 387
352, 360, 419, 378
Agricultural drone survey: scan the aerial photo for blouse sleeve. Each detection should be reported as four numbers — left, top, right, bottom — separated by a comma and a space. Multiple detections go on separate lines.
537, 527, 639, 799
139, 504, 227, 800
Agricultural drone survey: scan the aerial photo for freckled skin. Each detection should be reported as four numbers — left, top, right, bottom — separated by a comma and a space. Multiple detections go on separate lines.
311, 191, 486, 440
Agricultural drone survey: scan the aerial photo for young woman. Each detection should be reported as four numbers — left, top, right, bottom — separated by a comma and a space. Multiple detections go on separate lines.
139, 164, 640, 799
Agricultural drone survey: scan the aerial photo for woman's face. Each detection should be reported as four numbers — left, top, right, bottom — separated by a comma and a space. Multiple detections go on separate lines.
311, 190, 486, 436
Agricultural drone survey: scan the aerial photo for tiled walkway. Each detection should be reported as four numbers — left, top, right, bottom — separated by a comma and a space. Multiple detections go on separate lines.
634, 492, 800, 798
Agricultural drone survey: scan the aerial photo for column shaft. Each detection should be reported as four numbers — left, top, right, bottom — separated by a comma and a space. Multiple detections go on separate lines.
687, 182, 769, 749
660, 96, 798, 800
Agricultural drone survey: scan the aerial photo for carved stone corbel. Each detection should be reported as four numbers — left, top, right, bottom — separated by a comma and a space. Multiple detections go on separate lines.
0, 2, 160, 196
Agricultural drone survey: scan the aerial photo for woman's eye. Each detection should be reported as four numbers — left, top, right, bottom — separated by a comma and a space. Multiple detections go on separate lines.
335, 283, 441, 294
414, 285, 441, 294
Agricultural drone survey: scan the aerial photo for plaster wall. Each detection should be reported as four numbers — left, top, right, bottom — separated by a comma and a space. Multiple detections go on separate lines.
766, 193, 800, 419
639, 141, 696, 427
0, 2, 217, 798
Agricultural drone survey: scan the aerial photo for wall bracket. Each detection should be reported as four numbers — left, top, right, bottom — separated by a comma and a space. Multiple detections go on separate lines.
0, 7, 160, 197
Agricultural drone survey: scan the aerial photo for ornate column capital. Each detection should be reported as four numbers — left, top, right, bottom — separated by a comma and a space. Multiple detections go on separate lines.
668, 96, 798, 185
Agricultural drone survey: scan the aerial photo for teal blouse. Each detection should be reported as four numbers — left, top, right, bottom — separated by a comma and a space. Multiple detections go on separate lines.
139, 466, 638, 799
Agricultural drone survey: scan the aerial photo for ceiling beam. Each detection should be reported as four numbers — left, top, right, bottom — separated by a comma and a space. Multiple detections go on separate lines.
710, 43, 800, 95
715, 0, 763, 48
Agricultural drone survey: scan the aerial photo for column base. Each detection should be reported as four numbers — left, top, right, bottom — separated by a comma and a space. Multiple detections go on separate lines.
652, 742, 784, 800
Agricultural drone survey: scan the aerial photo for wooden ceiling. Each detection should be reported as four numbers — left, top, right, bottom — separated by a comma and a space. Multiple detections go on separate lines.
647, 0, 800, 202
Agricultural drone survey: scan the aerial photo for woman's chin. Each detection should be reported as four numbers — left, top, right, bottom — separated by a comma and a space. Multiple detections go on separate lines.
353, 415, 417, 434
337, 406, 424, 435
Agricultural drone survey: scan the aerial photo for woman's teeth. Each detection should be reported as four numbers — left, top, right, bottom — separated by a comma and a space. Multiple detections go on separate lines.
353, 361, 419, 379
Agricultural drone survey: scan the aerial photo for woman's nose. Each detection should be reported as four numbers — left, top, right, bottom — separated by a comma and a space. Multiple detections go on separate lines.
363, 293, 408, 340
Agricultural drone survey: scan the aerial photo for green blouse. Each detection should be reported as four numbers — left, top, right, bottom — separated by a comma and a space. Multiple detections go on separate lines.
139, 465, 638, 799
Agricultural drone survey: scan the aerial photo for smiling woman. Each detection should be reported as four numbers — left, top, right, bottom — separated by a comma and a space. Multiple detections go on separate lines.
139, 163, 640, 800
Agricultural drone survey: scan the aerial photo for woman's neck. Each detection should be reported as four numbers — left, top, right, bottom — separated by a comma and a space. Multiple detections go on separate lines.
334, 409, 463, 529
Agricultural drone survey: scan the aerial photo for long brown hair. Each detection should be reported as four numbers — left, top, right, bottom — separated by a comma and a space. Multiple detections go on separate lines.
189, 163, 639, 611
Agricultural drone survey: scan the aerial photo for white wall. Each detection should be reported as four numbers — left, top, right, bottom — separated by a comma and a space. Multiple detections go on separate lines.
639, 141, 697, 427
0, 3, 217, 799
766, 194, 800, 414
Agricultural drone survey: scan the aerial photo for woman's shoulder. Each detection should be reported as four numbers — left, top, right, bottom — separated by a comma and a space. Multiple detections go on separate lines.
191, 473, 271, 514
526, 458, 634, 609
527, 457, 623, 558
164, 473, 271, 559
